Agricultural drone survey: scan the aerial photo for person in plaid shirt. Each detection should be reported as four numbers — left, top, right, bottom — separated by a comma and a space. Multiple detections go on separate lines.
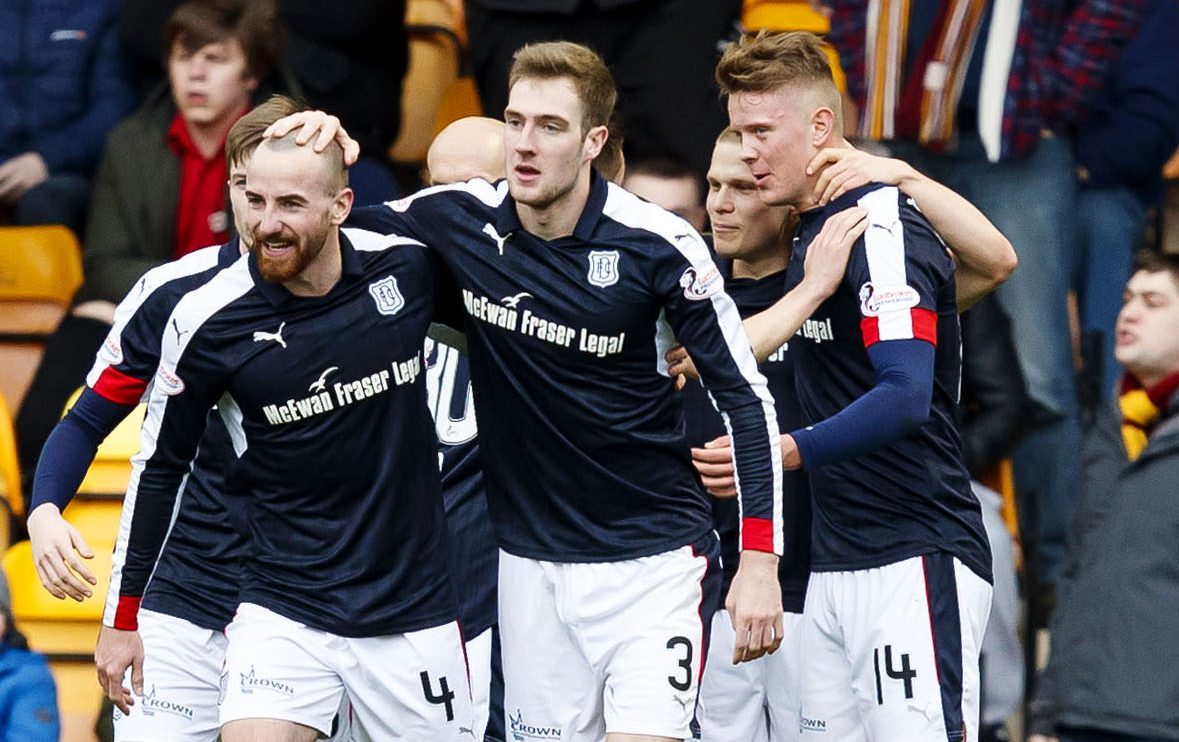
817, 0, 1147, 596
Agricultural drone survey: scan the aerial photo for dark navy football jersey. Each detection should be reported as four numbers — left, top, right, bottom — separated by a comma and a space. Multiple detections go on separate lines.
89, 241, 245, 631
347, 171, 783, 563
680, 259, 811, 613
786, 184, 991, 582
109, 229, 458, 637
425, 337, 498, 636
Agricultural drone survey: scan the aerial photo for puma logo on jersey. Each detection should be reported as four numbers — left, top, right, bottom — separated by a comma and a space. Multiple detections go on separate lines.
253, 322, 287, 348
482, 223, 512, 255
171, 317, 190, 344
308, 366, 339, 393
501, 291, 532, 308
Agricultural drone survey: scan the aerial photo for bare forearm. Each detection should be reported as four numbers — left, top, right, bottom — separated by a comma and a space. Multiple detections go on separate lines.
744, 281, 830, 362
896, 169, 1016, 309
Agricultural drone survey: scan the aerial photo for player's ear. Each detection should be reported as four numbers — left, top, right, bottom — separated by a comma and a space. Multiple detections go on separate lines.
811, 107, 837, 149
330, 187, 354, 225
584, 125, 608, 163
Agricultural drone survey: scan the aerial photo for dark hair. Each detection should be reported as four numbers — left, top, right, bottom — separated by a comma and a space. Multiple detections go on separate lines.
1133, 249, 1179, 288
165, 0, 284, 80
624, 156, 703, 203
226, 94, 306, 169
508, 41, 616, 134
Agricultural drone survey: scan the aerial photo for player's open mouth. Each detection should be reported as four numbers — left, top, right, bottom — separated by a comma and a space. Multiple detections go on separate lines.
514, 165, 541, 182
262, 241, 294, 257
1115, 329, 1135, 346
752, 172, 771, 187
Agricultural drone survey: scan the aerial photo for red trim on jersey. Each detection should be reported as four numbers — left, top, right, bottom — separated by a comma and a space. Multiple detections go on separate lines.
92, 367, 148, 405
911, 308, 938, 345
861, 316, 881, 347
741, 517, 775, 552
113, 596, 142, 631
860, 308, 939, 348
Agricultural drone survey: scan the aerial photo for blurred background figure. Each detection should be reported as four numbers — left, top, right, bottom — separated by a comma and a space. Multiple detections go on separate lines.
1028, 251, 1179, 742
0, 0, 135, 236
15, 0, 280, 503
958, 296, 1029, 742
1070, 0, 1179, 406
0, 573, 60, 741
822, 0, 1149, 602
118, 0, 409, 204
622, 156, 707, 231
464, 0, 740, 180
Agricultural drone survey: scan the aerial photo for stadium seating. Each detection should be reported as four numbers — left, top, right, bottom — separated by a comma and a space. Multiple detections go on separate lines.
391, 0, 469, 166
740, 0, 848, 94
743, 0, 830, 33
61, 387, 145, 499
0, 226, 84, 410
0, 393, 21, 540
4, 538, 109, 740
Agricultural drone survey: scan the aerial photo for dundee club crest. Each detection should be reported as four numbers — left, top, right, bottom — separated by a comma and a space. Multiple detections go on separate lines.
369, 275, 405, 315
587, 250, 620, 288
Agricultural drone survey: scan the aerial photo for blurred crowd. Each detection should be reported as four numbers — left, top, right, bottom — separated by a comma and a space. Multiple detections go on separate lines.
2, 0, 1179, 740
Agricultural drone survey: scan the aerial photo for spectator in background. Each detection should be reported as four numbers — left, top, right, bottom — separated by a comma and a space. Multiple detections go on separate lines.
465, 0, 740, 180
118, 0, 409, 205
822, 0, 1149, 594
0, 0, 135, 235
15, 0, 280, 497
1028, 251, 1179, 742
622, 156, 707, 231
958, 296, 1029, 742
0, 574, 60, 742
1071, 0, 1179, 401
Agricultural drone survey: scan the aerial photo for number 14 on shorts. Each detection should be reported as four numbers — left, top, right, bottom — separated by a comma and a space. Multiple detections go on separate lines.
873, 644, 916, 704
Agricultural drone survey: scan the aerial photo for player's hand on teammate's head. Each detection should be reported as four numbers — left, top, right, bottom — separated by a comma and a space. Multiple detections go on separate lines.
95, 626, 145, 714
27, 503, 96, 601
264, 110, 360, 166
665, 345, 700, 382
806, 148, 916, 206
691, 436, 737, 498
800, 206, 868, 299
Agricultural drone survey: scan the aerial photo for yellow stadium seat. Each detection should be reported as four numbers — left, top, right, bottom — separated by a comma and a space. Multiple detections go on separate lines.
61, 387, 144, 498
743, 0, 830, 34
0, 392, 21, 529
60, 499, 124, 549
0, 226, 84, 409
391, 0, 468, 166
739, 1, 848, 95
1165, 147, 1179, 180
4, 539, 108, 739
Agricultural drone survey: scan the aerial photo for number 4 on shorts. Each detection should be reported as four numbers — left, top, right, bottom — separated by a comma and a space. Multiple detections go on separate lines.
420, 670, 455, 721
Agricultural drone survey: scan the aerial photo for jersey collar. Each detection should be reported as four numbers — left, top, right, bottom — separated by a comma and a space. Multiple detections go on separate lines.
797, 182, 882, 226
492, 168, 610, 243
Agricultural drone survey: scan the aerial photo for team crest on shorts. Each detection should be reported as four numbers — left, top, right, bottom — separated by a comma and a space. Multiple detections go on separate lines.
369, 275, 405, 315
587, 250, 620, 288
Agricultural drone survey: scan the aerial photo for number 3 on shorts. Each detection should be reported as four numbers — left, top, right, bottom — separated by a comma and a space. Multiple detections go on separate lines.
420, 670, 455, 721
666, 636, 693, 691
